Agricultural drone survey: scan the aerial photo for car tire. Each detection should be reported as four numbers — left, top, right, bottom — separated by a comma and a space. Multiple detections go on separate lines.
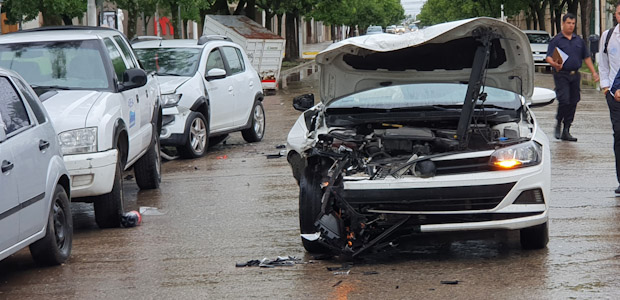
520, 222, 549, 249
94, 153, 123, 228
178, 111, 208, 158
241, 101, 265, 143
299, 167, 331, 254
29, 184, 73, 266
134, 131, 161, 190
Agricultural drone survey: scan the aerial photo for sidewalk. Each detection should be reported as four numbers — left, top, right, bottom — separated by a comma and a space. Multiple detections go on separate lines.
301, 41, 333, 59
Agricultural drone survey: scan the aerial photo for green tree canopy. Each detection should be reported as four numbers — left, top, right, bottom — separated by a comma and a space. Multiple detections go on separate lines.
418, 0, 528, 27
3, 0, 86, 26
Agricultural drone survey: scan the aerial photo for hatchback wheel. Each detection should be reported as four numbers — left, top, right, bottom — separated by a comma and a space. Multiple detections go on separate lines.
242, 101, 265, 143
179, 112, 208, 158
29, 184, 73, 266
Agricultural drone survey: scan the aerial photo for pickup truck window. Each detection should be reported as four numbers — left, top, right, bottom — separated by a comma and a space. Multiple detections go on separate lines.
104, 38, 128, 81
113, 36, 137, 69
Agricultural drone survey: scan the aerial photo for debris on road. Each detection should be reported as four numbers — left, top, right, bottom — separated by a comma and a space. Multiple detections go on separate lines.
363, 271, 379, 275
121, 210, 142, 227
332, 280, 343, 287
216, 155, 228, 159
275, 144, 286, 149
236, 256, 301, 268
440, 280, 460, 285
266, 150, 287, 159
333, 270, 350, 275
139, 206, 165, 216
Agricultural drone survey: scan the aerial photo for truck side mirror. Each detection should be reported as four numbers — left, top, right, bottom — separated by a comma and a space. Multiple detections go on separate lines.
293, 93, 315, 111
119, 68, 147, 91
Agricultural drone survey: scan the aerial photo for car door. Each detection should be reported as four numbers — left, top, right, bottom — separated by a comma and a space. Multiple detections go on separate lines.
0, 126, 19, 254
103, 37, 142, 162
0, 76, 49, 242
221, 46, 254, 126
113, 35, 156, 146
5, 77, 52, 240
202, 47, 236, 131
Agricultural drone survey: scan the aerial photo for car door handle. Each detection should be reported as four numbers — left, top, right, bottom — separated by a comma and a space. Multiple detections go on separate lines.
2, 160, 13, 173
39, 139, 50, 151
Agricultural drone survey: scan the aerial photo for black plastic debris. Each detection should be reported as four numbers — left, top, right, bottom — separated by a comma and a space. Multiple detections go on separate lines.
440, 280, 460, 285
311, 254, 332, 260
275, 144, 286, 149
363, 271, 379, 275
236, 256, 301, 268
326, 264, 352, 272
332, 280, 343, 287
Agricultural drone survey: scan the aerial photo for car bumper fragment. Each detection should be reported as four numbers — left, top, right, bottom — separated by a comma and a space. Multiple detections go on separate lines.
64, 149, 118, 198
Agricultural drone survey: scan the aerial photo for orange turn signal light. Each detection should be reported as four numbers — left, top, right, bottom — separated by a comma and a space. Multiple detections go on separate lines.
494, 159, 522, 169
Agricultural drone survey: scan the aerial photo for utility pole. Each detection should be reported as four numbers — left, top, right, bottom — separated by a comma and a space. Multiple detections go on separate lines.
87, 0, 97, 26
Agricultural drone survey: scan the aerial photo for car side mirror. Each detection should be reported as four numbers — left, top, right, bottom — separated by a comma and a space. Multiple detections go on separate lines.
527, 87, 555, 107
206, 68, 226, 81
293, 93, 315, 111
119, 68, 147, 91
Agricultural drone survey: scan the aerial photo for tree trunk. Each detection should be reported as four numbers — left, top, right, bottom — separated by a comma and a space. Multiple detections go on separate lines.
62, 15, 73, 26
183, 19, 188, 39
277, 13, 283, 36
245, 0, 256, 21
234, 0, 246, 15
567, 0, 578, 16
284, 13, 299, 61
265, 11, 273, 31
549, 2, 555, 36
331, 25, 336, 42
213, 0, 230, 15
126, 4, 138, 40
536, 1, 547, 31
168, 3, 180, 38
579, 0, 592, 38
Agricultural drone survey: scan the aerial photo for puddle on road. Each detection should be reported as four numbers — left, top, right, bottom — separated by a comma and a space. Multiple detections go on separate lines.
140, 206, 165, 216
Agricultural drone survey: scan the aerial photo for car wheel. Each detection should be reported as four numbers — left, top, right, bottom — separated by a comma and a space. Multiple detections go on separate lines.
520, 222, 549, 249
299, 167, 331, 254
241, 101, 265, 143
29, 184, 73, 266
134, 131, 161, 190
94, 153, 123, 228
178, 111, 208, 158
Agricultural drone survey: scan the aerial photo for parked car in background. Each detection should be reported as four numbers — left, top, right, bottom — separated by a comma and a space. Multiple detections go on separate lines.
0, 27, 162, 228
287, 18, 555, 257
133, 36, 266, 158
523, 30, 552, 66
409, 24, 419, 32
366, 26, 383, 35
396, 25, 406, 34
386, 25, 397, 34
0, 68, 72, 265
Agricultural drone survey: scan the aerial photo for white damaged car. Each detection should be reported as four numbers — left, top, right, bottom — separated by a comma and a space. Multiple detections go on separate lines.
286, 18, 556, 256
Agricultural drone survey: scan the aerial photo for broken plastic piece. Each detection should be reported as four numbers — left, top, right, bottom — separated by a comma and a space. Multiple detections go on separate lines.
440, 280, 460, 285
139, 206, 165, 216
363, 271, 379, 275
275, 144, 286, 149
216, 155, 228, 159
120, 210, 141, 227
301, 232, 321, 241
333, 270, 350, 275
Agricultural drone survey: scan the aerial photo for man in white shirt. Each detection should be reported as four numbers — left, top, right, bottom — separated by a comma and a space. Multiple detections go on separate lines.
598, 0, 620, 194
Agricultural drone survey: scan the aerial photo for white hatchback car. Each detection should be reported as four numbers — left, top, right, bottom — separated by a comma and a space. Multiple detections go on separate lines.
133, 36, 265, 158
0, 68, 72, 265
287, 18, 555, 257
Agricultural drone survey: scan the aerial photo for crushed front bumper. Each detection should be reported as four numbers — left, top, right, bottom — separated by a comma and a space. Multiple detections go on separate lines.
64, 149, 118, 198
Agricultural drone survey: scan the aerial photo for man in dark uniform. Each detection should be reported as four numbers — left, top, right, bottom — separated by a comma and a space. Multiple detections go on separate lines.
545, 13, 599, 142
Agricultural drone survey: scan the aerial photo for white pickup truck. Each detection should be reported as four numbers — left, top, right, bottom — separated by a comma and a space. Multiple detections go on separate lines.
0, 27, 162, 228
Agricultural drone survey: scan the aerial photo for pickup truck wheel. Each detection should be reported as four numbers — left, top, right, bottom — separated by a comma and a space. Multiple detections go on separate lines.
241, 101, 265, 143
29, 184, 73, 266
178, 111, 208, 158
299, 168, 331, 254
94, 157, 123, 228
520, 222, 549, 249
134, 132, 161, 190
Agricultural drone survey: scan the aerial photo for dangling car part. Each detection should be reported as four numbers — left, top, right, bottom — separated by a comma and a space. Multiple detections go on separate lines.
287, 18, 556, 257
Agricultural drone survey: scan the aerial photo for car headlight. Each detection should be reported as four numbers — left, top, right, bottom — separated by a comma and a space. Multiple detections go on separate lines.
489, 141, 542, 169
161, 93, 182, 108
58, 127, 97, 155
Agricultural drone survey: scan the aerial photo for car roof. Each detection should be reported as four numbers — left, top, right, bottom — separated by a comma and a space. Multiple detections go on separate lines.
132, 39, 205, 49
0, 26, 124, 43
522, 30, 551, 35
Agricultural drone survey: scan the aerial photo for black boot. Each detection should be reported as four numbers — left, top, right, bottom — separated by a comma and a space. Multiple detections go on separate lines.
554, 123, 561, 140
561, 125, 577, 142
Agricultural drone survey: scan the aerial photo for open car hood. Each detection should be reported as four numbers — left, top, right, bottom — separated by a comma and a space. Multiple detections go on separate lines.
316, 17, 534, 105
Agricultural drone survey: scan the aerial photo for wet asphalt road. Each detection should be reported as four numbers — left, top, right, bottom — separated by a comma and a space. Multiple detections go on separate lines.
1, 73, 620, 299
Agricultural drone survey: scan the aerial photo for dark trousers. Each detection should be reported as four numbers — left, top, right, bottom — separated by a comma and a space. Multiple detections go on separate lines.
606, 92, 620, 184
553, 72, 581, 126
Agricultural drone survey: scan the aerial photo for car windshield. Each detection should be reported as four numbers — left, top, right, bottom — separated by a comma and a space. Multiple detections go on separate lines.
134, 48, 201, 76
0, 40, 111, 90
327, 83, 521, 110
526, 33, 550, 44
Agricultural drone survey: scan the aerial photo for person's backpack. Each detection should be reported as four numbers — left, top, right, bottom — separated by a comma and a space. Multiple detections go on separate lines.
604, 25, 618, 54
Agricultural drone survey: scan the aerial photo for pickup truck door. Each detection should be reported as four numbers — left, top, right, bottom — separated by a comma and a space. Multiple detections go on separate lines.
103, 38, 143, 162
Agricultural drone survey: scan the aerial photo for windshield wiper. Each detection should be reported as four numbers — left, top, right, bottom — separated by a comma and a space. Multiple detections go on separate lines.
30, 84, 71, 90
155, 72, 182, 76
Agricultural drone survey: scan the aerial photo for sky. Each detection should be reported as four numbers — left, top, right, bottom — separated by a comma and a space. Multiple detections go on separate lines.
401, 0, 426, 19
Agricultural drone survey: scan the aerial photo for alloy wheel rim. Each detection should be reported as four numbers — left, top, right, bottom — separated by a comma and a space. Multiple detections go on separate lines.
253, 105, 265, 138
190, 117, 207, 154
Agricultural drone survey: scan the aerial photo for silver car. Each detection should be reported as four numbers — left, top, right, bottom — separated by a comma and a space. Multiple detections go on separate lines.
0, 68, 72, 265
